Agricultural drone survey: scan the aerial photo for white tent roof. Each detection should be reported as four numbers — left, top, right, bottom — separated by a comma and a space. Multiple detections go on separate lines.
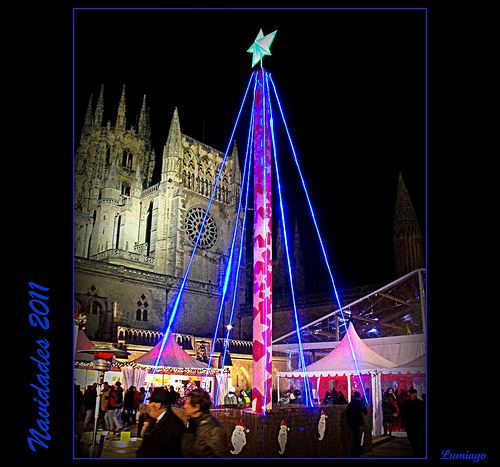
380, 353, 426, 374
277, 322, 397, 377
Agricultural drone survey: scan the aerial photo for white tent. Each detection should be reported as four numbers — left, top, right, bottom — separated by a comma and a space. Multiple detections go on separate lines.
277, 322, 398, 436
381, 353, 426, 374
278, 322, 397, 378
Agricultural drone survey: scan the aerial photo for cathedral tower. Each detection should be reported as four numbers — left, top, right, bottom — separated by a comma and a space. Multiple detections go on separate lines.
75, 86, 243, 339
393, 172, 424, 276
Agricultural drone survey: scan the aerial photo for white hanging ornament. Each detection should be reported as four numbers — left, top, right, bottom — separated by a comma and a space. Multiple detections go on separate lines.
278, 420, 290, 455
318, 410, 328, 441
230, 422, 250, 455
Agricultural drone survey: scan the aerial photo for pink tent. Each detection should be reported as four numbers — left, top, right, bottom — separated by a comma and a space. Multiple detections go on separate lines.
75, 329, 97, 361
132, 333, 208, 369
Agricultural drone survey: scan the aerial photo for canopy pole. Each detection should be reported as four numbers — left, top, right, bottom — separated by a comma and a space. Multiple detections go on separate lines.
418, 269, 426, 338
347, 375, 351, 402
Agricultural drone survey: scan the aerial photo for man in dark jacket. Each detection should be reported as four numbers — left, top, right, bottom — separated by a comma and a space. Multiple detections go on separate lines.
182, 388, 227, 457
345, 391, 368, 457
401, 387, 425, 457
136, 387, 185, 458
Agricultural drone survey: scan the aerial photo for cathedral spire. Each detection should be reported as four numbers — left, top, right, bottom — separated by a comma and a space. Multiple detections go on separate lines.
84, 93, 94, 129
393, 172, 423, 276
94, 84, 104, 127
115, 84, 127, 131
393, 173, 420, 229
162, 108, 182, 178
231, 142, 241, 184
138, 94, 148, 137
293, 218, 305, 294
274, 219, 286, 292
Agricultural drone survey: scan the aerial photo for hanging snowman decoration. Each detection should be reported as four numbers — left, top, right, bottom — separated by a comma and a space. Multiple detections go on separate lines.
278, 420, 290, 454
318, 410, 328, 441
230, 421, 250, 455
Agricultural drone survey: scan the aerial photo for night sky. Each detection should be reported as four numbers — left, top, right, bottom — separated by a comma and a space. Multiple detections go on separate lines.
74, 8, 426, 291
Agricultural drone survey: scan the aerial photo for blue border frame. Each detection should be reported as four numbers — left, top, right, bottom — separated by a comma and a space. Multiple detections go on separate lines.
72, 6, 428, 460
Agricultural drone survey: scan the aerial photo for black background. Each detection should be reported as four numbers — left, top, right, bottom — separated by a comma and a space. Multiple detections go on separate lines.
12, 1, 493, 465
74, 7, 424, 290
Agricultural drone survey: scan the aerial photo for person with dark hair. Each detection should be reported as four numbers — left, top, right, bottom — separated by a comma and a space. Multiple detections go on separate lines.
113, 381, 124, 430
168, 385, 180, 406
336, 391, 347, 405
136, 387, 185, 458
382, 389, 398, 436
182, 388, 227, 457
345, 391, 368, 457
82, 384, 97, 429
75, 384, 83, 418
323, 391, 332, 405
400, 387, 425, 457
123, 386, 137, 426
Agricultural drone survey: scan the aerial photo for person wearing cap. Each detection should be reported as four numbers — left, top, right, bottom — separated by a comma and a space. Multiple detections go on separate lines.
182, 388, 227, 457
136, 387, 185, 458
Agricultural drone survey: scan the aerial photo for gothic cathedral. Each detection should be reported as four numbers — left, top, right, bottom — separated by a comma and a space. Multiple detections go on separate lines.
74, 85, 245, 342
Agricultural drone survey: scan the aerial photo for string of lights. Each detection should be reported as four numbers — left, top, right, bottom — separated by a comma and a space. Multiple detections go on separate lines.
206, 81, 257, 375
144, 72, 256, 402
266, 71, 313, 407
269, 74, 368, 404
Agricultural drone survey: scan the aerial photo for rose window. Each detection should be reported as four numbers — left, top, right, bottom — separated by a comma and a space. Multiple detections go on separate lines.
185, 207, 218, 249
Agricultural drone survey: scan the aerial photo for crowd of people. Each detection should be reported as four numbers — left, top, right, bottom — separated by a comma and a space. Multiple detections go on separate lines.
75, 382, 181, 433
75, 381, 425, 458
75, 382, 226, 457
222, 386, 251, 408
343, 386, 425, 458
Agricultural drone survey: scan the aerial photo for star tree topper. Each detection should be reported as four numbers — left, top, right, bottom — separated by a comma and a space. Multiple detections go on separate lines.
247, 29, 277, 67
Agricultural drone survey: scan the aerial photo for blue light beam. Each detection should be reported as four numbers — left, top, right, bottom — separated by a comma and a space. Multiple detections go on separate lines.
269, 74, 368, 404
206, 84, 257, 374
265, 72, 314, 408
215, 125, 254, 406
145, 72, 256, 401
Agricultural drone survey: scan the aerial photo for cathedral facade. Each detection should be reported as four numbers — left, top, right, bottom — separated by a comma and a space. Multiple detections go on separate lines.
74, 85, 246, 342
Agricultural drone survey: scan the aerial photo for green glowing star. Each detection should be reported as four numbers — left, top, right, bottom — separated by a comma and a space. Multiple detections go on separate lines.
247, 29, 277, 68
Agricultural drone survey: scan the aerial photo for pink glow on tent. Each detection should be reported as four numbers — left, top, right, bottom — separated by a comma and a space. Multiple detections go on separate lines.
75, 329, 96, 361
305, 322, 397, 375
132, 333, 208, 369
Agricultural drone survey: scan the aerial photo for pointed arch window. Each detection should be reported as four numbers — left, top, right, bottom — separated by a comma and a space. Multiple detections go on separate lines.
135, 294, 149, 321
115, 214, 121, 249
87, 210, 97, 258
122, 149, 133, 169
121, 182, 131, 197
90, 301, 101, 315
145, 201, 153, 256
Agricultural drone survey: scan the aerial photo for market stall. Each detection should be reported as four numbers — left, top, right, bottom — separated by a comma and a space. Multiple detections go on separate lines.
379, 353, 426, 435
277, 322, 398, 436
122, 333, 226, 401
